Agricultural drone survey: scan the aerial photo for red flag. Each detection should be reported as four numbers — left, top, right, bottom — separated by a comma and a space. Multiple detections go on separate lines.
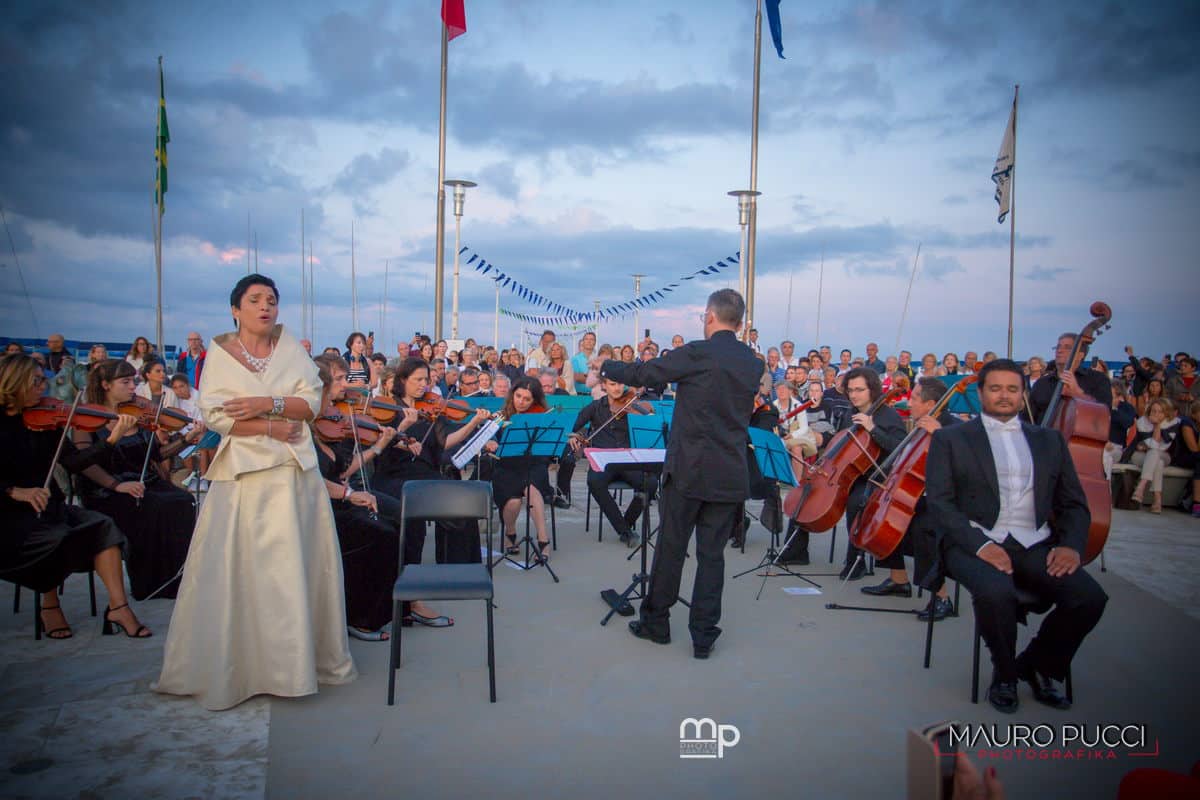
441, 0, 466, 40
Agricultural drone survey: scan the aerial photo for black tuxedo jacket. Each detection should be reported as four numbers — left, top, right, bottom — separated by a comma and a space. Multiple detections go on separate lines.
924, 416, 1091, 556
601, 329, 762, 502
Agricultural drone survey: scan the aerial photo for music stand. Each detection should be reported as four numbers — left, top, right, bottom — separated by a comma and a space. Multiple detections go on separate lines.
490, 411, 571, 582
622, 412, 677, 563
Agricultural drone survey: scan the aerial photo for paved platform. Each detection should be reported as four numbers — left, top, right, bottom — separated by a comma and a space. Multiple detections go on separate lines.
2, 489, 1198, 799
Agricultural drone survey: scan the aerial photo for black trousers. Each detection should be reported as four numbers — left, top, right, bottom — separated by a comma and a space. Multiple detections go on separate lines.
588, 465, 658, 536
556, 449, 576, 496
943, 537, 1107, 683
639, 479, 738, 647
841, 478, 873, 568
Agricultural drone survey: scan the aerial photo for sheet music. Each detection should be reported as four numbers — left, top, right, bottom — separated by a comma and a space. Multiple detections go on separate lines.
452, 418, 500, 469
584, 447, 667, 472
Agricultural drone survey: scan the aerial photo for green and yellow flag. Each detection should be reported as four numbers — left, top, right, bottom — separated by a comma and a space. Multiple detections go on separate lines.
155, 56, 169, 211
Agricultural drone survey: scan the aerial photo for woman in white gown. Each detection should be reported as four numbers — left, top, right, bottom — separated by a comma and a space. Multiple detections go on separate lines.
155, 274, 356, 710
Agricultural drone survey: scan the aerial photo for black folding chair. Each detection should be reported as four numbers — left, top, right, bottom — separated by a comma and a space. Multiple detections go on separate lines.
388, 480, 496, 705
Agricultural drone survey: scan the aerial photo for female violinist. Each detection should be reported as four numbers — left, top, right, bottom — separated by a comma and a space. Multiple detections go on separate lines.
372, 357, 491, 624
0, 354, 152, 639
73, 359, 199, 600
484, 377, 554, 559
310, 354, 405, 641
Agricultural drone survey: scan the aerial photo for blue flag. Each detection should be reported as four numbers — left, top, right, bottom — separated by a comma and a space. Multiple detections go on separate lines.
765, 0, 784, 59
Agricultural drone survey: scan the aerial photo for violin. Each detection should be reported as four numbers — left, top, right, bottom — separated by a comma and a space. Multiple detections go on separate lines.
782, 379, 910, 532
569, 389, 650, 448
413, 391, 473, 423
333, 392, 408, 425
22, 397, 121, 433
850, 370, 980, 560
117, 396, 192, 432
313, 410, 415, 449
1039, 301, 1112, 564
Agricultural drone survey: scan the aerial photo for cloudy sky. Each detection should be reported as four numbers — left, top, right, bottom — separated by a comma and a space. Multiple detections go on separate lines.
1, 0, 1196, 361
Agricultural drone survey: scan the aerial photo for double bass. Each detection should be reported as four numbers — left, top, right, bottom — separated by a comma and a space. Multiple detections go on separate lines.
782, 380, 909, 532
849, 372, 979, 559
1040, 302, 1112, 564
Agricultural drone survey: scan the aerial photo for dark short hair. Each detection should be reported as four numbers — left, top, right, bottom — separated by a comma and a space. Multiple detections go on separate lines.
843, 366, 882, 402
230, 273, 279, 309
139, 358, 167, 379
370, 352, 387, 364
706, 289, 745, 326
169, 372, 190, 386
977, 358, 1024, 387
914, 376, 947, 404
345, 331, 367, 350
1181, 356, 1198, 369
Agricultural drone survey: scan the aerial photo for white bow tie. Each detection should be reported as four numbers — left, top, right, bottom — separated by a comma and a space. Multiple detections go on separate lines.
983, 415, 1021, 434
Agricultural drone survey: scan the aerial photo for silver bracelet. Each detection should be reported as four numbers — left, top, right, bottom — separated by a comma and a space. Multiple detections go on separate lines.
271, 396, 285, 416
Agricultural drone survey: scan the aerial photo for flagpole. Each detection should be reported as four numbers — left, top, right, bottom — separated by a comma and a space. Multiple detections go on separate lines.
785, 269, 793, 340
744, 0, 764, 342
1007, 84, 1019, 359
308, 240, 315, 344
300, 208, 306, 340
434, 23, 449, 340
382, 259, 389, 349
896, 242, 921, 351
154, 56, 165, 357
494, 284, 501, 353
246, 213, 251, 274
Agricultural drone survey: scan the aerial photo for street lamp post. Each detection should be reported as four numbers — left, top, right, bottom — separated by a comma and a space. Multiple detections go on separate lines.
444, 179, 477, 340
727, 189, 760, 340
631, 274, 645, 348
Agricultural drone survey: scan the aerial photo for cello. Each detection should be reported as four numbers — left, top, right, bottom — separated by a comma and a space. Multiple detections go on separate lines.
1039, 302, 1113, 564
782, 380, 909, 532
850, 372, 979, 559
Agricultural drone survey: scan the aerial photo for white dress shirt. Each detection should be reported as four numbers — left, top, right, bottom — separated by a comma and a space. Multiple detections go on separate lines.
971, 413, 1049, 552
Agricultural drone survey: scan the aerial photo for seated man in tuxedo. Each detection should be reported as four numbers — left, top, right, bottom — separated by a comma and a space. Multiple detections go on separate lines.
925, 359, 1107, 713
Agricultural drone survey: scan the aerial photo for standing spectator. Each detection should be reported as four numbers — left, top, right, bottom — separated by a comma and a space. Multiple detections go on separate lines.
780, 340, 799, 367
572, 332, 596, 395
836, 349, 853, 375
897, 351, 916, 382
369, 352, 387, 390
620, 345, 636, 363
1122, 345, 1155, 397
1026, 355, 1046, 388
418, 342, 434, 362
1166, 357, 1198, 408
747, 328, 762, 354
428, 358, 448, 396
176, 332, 206, 388
45, 333, 69, 374
982, 351, 998, 364
87, 344, 109, 367
941, 352, 961, 375
1106, 380, 1137, 479
864, 342, 885, 373
124, 335, 152, 376
819, 345, 833, 366
918, 352, 939, 377
386, 341, 411, 370
807, 354, 825, 385
299, 339, 312, 355
547, 342, 577, 394
962, 351, 979, 372
4, 343, 24, 355
343, 332, 370, 385
1126, 398, 1178, 513
527, 330, 555, 369
671, 334, 685, 349
491, 373, 511, 399
883, 355, 899, 379
1137, 377, 1166, 418
766, 348, 785, 385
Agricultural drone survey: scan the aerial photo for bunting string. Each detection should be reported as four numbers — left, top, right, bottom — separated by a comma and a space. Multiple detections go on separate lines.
463, 246, 739, 328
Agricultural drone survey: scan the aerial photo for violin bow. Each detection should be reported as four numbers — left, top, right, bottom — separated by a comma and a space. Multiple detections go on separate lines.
577, 388, 646, 447
346, 412, 378, 520
38, 391, 83, 519
135, 393, 167, 507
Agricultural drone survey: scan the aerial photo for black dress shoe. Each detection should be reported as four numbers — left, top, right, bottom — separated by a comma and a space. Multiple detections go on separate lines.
839, 561, 866, 581
916, 596, 955, 622
693, 642, 713, 660
628, 620, 670, 645
552, 493, 571, 510
987, 681, 1019, 714
618, 529, 636, 548
1018, 662, 1072, 710
860, 578, 913, 597
778, 551, 810, 566
729, 536, 745, 549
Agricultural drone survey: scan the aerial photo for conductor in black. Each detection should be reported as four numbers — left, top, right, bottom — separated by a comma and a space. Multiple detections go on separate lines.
600, 289, 763, 659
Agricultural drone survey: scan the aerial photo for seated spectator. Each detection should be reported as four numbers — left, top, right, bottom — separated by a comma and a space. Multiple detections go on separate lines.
766, 348, 785, 384
1137, 377, 1166, 418
619, 344, 636, 364
4, 342, 24, 355
547, 342, 577, 394
1106, 379, 1137, 479
1025, 354, 1046, 387
941, 352, 960, 375
775, 379, 817, 464
135, 359, 180, 409
176, 332, 206, 388
1171, 401, 1200, 517
87, 344, 109, 367
1123, 398, 1179, 514
457, 367, 482, 397
477, 370, 492, 395
491, 373, 511, 399
169, 373, 214, 490
45, 333, 69, 374
1166, 356, 1198, 409
918, 352, 939, 377
369, 352, 387, 389
539, 368, 569, 397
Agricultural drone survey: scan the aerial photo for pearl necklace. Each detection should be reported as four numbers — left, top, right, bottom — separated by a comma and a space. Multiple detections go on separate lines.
237, 337, 275, 373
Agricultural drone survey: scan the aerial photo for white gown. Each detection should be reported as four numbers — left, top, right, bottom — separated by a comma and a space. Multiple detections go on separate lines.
154, 325, 356, 710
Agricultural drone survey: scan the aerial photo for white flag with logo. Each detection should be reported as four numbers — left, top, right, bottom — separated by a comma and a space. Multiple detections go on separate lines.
992, 100, 1016, 223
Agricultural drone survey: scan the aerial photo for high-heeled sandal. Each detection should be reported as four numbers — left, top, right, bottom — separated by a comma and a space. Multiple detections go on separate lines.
102, 603, 152, 638
504, 532, 520, 555
536, 539, 551, 563
38, 603, 73, 640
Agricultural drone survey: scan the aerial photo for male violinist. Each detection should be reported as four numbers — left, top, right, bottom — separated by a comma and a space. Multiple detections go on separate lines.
601, 289, 761, 659
857, 377, 958, 621
568, 377, 657, 545
925, 359, 1107, 713
1027, 332, 1112, 423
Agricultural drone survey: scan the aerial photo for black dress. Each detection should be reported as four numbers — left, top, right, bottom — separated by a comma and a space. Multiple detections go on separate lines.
316, 440, 399, 631
372, 413, 482, 565
78, 428, 195, 600
491, 449, 552, 510
0, 413, 125, 593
